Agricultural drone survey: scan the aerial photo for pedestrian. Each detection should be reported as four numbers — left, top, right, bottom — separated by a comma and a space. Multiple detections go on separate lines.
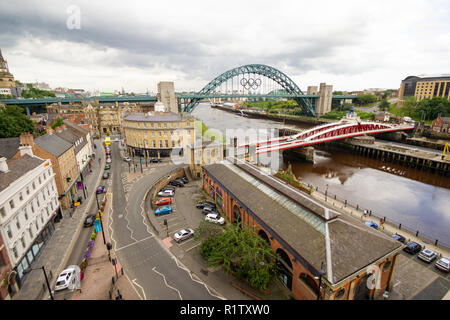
99, 158, 101, 164
380, 217, 383, 225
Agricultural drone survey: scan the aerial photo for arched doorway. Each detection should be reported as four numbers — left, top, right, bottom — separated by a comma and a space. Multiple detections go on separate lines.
276, 248, 293, 290
353, 275, 370, 300
233, 205, 242, 227
258, 229, 270, 246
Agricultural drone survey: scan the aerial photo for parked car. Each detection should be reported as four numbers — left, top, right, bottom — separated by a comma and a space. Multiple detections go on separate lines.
96, 186, 105, 194
202, 206, 218, 215
106, 150, 111, 155
435, 257, 450, 272
157, 189, 174, 197
418, 249, 438, 263
154, 197, 172, 206
169, 180, 184, 187
104, 164, 110, 170
123, 157, 132, 162
205, 213, 225, 225
161, 186, 176, 192
391, 234, 406, 243
177, 177, 188, 184
155, 206, 173, 216
106, 158, 112, 163
173, 229, 194, 243
55, 267, 77, 291
84, 214, 97, 227
150, 158, 162, 163
403, 241, 422, 254
196, 201, 216, 209
76, 196, 83, 204
103, 172, 109, 179
364, 221, 378, 229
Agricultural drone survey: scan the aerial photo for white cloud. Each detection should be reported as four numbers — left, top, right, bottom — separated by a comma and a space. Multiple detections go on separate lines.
0, 0, 449, 92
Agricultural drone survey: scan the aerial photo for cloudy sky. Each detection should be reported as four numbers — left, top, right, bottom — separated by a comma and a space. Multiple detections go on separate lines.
1, 0, 449, 93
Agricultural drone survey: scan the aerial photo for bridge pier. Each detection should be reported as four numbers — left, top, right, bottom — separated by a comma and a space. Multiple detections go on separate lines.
283, 146, 315, 163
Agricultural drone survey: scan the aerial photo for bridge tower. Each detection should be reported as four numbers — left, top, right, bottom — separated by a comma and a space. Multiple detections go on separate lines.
157, 81, 178, 114
0, 48, 16, 90
316, 82, 333, 117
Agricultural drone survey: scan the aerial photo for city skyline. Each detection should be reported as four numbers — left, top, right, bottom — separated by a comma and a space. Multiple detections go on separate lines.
0, 0, 449, 93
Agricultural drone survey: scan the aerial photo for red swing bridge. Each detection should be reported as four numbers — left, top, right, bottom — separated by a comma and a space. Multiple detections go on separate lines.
237, 113, 416, 155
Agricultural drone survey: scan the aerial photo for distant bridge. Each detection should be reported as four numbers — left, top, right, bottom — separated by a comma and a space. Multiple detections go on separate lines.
1, 64, 357, 116
237, 113, 415, 154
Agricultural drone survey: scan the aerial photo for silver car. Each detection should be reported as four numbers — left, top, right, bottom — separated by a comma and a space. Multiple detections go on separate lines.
173, 229, 194, 243
418, 249, 437, 263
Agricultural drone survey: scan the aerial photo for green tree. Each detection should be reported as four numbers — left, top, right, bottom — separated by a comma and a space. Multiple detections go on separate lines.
357, 93, 377, 105
197, 221, 277, 291
0, 105, 35, 138
51, 117, 64, 129
379, 99, 390, 111
416, 96, 450, 120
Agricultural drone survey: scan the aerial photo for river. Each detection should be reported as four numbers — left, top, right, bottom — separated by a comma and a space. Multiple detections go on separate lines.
192, 102, 450, 246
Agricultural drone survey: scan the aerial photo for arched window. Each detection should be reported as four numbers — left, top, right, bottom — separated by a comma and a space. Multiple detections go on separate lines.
233, 205, 242, 227
383, 260, 391, 271
276, 248, 293, 290
299, 273, 319, 295
335, 287, 346, 299
258, 229, 270, 245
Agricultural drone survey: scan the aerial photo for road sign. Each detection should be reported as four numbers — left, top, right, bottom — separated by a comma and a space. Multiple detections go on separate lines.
94, 219, 102, 232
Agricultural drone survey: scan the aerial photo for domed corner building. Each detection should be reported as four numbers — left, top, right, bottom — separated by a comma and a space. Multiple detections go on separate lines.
122, 110, 195, 159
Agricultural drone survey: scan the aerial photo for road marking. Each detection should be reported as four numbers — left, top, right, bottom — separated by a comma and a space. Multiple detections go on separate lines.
185, 242, 201, 252
393, 280, 401, 288
152, 266, 182, 300
115, 235, 154, 252
132, 278, 147, 300
178, 238, 195, 246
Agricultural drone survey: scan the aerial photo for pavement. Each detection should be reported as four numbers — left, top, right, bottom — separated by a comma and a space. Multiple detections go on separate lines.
14, 139, 106, 300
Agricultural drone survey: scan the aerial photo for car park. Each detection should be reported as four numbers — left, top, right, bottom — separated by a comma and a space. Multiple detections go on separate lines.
364, 221, 378, 229
173, 229, 195, 243
123, 157, 131, 162
418, 249, 438, 263
150, 158, 162, 163
96, 186, 105, 194
403, 241, 422, 254
157, 189, 174, 197
104, 164, 110, 170
391, 234, 406, 243
205, 213, 225, 225
202, 206, 219, 215
435, 257, 450, 272
154, 197, 172, 206
155, 206, 172, 216
169, 179, 184, 187
84, 214, 97, 227
54, 267, 77, 291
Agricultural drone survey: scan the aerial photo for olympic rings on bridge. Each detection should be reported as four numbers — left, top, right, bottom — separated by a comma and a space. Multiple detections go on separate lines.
240, 77, 262, 90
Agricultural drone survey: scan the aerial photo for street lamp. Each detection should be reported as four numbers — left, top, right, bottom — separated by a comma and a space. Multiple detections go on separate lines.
314, 262, 326, 300
325, 184, 329, 202
95, 192, 100, 210
23, 266, 54, 300
97, 210, 106, 245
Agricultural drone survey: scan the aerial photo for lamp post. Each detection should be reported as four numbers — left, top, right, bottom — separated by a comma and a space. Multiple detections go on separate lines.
95, 191, 100, 210
314, 262, 326, 300
23, 266, 54, 300
98, 210, 106, 245
325, 184, 329, 202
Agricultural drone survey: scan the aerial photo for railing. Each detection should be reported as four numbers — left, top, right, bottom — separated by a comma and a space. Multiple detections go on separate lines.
307, 184, 450, 251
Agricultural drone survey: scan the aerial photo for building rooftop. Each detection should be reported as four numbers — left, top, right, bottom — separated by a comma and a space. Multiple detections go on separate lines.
34, 133, 73, 157
123, 112, 186, 122
0, 137, 20, 159
0, 155, 45, 193
203, 161, 402, 285
54, 128, 86, 154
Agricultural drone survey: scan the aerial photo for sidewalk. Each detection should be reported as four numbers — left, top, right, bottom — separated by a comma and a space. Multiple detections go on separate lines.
71, 192, 140, 300
13, 139, 105, 300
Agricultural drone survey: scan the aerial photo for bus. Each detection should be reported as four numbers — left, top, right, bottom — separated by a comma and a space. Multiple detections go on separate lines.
104, 136, 111, 146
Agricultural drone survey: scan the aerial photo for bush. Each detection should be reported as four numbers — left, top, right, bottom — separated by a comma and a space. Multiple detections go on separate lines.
90, 232, 97, 240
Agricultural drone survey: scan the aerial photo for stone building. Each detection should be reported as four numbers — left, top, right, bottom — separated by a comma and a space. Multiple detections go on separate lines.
398, 75, 450, 105
202, 160, 403, 300
122, 112, 195, 158
0, 147, 60, 297
431, 114, 450, 133
157, 82, 178, 114
307, 83, 333, 117
0, 49, 15, 90
18, 130, 80, 210
187, 140, 225, 179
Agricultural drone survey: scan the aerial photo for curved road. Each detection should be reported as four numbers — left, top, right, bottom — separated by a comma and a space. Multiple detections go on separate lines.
108, 142, 222, 300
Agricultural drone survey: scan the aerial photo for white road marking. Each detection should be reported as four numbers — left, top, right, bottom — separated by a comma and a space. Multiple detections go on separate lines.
152, 266, 183, 300
132, 278, 147, 300
185, 242, 201, 252
115, 235, 154, 252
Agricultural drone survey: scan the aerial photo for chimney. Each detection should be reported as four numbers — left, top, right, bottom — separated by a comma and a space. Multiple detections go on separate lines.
19, 145, 33, 157
0, 157, 8, 173
46, 125, 54, 134
19, 132, 35, 147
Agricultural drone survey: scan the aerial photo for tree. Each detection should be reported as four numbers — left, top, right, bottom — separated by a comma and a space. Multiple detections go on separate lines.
197, 221, 277, 291
51, 117, 64, 129
356, 93, 377, 105
416, 97, 450, 120
379, 99, 390, 111
0, 105, 35, 138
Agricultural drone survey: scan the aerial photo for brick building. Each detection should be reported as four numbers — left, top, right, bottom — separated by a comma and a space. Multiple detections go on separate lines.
202, 160, 403, 300
431, 114, 450, 133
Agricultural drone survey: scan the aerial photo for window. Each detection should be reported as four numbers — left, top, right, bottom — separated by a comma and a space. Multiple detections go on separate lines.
29, 228, 33, 239
21, 237, 26, 249
12, 246, 18, 259
335, 288, 346, 299
19, 192, 23, 201
44, 172, 47, 180
31, 202, 35, 213
6, 225, 12, 239
38, 176, 42, 184
16, 218, 21, 230
0, 207, 5, 217
24, 209, 28, 221
26, 187, 30, 195
383, 260, 392, 271
9, 199, 15, 209
32, 182, 36, 190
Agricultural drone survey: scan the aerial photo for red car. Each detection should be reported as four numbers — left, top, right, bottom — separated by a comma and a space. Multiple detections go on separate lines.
154, 197, 172, 206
